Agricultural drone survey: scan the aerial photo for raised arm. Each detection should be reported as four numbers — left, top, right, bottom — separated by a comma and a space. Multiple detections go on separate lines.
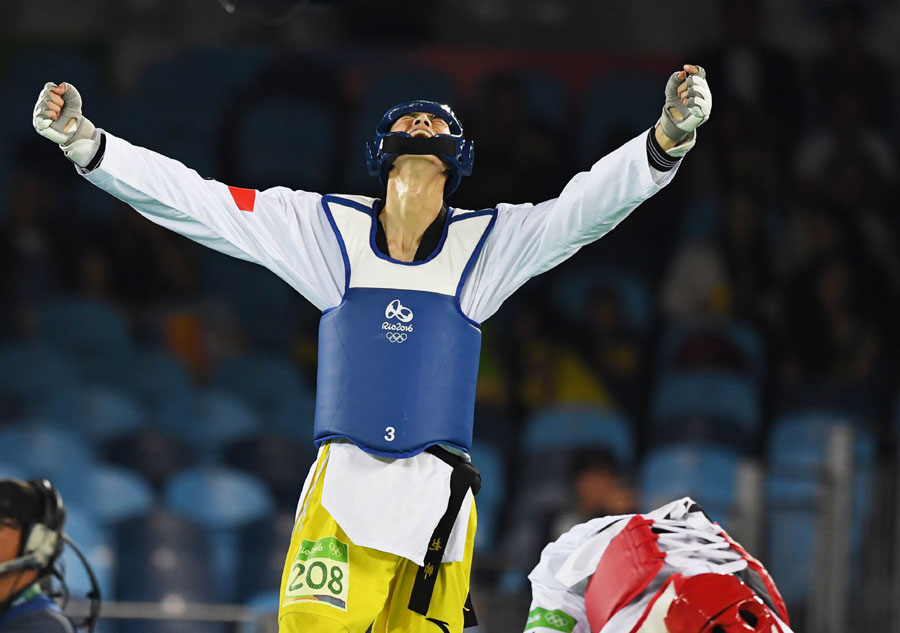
460, 65, 712, 322
32, 82, 345, 310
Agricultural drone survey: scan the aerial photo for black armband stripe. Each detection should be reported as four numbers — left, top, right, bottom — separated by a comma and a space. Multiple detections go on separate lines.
646, 128, 679, 172
84, 132, 106, 171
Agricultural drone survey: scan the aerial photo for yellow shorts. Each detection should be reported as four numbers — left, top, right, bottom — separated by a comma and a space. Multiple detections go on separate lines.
278, 444, 478, 633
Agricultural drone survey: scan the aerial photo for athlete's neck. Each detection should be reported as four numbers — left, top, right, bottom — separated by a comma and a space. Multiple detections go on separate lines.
382, 158, 447, 262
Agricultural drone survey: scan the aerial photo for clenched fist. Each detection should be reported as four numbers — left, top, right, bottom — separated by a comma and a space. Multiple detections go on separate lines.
33, 82, 99, 167
657, 65, 712, 154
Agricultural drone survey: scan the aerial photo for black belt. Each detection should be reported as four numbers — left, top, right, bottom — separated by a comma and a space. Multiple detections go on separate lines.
408, 446, 481, 628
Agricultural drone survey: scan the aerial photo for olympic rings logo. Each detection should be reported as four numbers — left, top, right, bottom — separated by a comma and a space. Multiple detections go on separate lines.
385, 299, 414, 323
544, 614, 571, 628
386, 332, 408, 343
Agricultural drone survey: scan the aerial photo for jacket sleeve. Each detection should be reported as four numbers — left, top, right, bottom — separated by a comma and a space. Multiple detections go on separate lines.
460, 129, 678, 322
80, 131, 345, 310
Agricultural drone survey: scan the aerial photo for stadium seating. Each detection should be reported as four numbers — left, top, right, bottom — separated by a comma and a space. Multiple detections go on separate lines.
164, 466, 276, 601
765, 410, 876, 607
211, 353, 312, 415
639, 442, 742, 524
471, 69, 570, 132
103, 428, 196, 491
224, 432, 316, 511
522, 404, 635, 482
578, 70, 660, 165
469, 443, 506, 552
657, 319, 766, 385
0, 342, 81, 411
236, 512, 295, 601
650, 371, 760, 450
29, 385, 145, 444
115, 509, 224, 633
57, 463, 155, 526
36, 297, 131, 356
61, 505, 116, 613
156, 390, 261, 460
552, 268, 652, 333
0, 422, 96, 484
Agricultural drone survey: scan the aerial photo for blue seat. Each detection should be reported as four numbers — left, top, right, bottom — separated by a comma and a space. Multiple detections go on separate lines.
115, 509, 224, 632
236, 98, 338, 192
57, 463, 155, 526
36, 297, 131, 356
650, 371, 760, 449
639, 443, 741, 524
765, 410, 875, 606
61, 506, 115, 607
30, 386, 145, 444
103, 428, 196, 491
200, 253, 302, 350
552, 268, 652, 333
266, 388, 317, 442
0, 423, 95, 483
121, 349, 192, 407
579, 71, 660, 165
237, 512, 295, 601
469, 444, 505, 552
111, 47, 271, 181
156, 390, 260, 459
0, 343, 81, 409
164, 466, 275, 601
523, 405, 635, 468
224, 433, 316, 511
211, 354, 310, 414
0, 461, 27, 480
658, 320, 765, 385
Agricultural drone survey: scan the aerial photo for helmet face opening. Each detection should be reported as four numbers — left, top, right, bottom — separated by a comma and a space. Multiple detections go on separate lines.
365, 100, 474, 198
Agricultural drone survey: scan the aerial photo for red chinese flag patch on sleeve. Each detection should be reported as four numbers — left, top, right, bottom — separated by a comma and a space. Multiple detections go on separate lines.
228, 186, 257, 212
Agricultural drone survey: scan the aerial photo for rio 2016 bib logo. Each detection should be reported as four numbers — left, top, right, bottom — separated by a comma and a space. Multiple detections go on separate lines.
283, 536, 350, 611
383, 299, 414, 343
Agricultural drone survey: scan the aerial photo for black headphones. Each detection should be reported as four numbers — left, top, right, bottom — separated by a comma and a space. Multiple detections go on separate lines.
0, 478, 66, 575
19, 479, 66, 570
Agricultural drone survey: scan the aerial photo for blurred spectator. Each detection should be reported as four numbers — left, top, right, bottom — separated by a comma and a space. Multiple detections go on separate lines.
777, 256, 888, 414
545, 448, 636, 539
659, 189, 779, 329
508, 298, 612, 412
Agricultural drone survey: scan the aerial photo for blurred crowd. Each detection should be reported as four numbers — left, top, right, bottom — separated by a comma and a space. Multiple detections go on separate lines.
1, 0, 899, 628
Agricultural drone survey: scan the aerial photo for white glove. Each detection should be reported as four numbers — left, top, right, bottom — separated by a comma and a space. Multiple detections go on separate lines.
658, 66, 712, 146
32, 82, 100, 168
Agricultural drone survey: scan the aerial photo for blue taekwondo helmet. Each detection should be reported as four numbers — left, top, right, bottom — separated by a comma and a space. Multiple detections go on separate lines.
365, 100, 475, 198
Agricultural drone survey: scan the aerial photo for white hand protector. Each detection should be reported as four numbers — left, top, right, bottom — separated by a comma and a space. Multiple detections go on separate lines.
658, 66, 712, 147
32, 82, 100, 167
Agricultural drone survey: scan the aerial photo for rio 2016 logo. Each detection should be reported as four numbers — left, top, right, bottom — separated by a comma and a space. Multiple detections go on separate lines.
383, 299, 414, 343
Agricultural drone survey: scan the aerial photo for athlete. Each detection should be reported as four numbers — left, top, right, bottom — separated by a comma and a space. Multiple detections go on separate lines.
0, 479, 74, 633
523, 497, 792, 633
32, 64, 712, 632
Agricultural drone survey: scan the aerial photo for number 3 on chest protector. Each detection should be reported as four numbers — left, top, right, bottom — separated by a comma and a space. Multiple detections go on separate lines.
384, 426, 395, 441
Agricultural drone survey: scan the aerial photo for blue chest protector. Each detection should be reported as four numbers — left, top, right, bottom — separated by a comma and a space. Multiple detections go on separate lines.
313, 195, 496, 457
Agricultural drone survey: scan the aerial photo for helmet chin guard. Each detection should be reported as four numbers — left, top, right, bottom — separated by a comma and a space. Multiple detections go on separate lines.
365, 100, 474, 198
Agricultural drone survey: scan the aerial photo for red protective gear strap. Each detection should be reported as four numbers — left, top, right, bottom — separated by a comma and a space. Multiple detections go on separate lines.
585, 516, 666, 632
720, 529, 790, 625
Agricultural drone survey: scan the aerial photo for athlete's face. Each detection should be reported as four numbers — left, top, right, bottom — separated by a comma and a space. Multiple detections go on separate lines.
389, 112, 451, 137
0, 522, 38, 600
